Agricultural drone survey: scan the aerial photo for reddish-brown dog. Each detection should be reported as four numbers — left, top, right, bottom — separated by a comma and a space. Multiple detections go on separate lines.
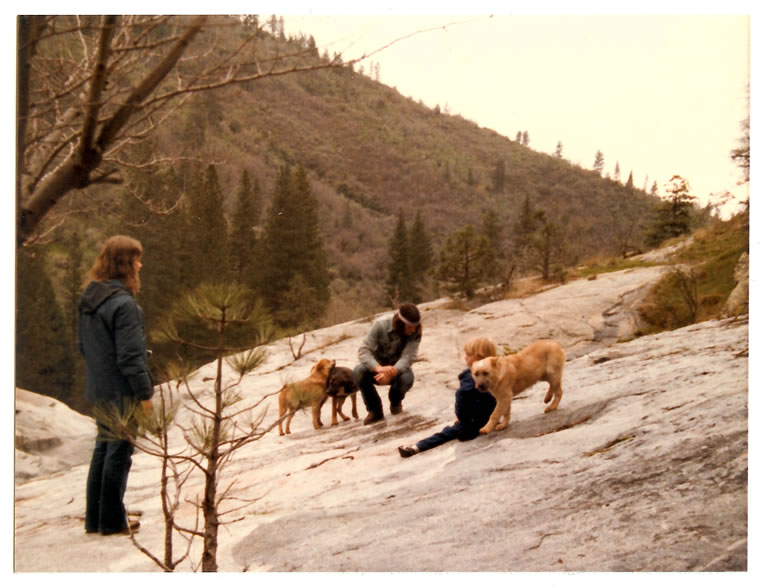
278, 358, 336, 435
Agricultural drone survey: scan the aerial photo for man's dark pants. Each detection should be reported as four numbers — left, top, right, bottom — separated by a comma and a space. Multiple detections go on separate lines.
353, 364, 414, 415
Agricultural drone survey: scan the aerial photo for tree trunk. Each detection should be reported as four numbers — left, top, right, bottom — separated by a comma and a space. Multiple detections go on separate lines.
201, 312, 226, 572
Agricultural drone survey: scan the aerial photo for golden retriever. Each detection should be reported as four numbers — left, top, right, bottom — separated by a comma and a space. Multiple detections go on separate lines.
278, 358, 336, 435
325, 365, 360, 425
471, 340, 565, 434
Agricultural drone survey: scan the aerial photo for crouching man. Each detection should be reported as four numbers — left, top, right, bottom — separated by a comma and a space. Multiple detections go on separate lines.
353, 303, 422, 424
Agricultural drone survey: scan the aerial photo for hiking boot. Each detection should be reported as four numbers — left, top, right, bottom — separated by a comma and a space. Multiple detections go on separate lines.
363, 411, 385, 425
398, 445, 419, 458
102, 519, 140, 536
390, 403, 403, 415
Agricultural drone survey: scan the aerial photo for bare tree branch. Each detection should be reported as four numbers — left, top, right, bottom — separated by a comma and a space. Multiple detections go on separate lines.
17, 14, 470, 247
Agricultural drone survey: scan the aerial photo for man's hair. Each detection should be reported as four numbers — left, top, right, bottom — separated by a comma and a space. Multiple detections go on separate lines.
85, 235, 144, 294
392, 303, 422, 339
464, 337, 497, 361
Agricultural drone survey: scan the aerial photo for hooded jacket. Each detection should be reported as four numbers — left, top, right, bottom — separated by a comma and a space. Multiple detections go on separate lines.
77, 280, 154, 407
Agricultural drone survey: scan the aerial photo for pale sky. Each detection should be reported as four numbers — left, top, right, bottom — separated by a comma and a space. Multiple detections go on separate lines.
285, 8, 750, 217
6, 4, 752, 217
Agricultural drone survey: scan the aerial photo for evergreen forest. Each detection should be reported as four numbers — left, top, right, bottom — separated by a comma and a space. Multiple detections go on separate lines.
17, 15, 731, 415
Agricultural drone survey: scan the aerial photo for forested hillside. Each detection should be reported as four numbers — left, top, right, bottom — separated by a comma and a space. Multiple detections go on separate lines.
17, 16, 681, 414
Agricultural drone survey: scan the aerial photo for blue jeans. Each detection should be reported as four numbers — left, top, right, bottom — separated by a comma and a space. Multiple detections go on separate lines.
416, 421, 480, 452
353, 364, 414, 415
85, 422, 135, 534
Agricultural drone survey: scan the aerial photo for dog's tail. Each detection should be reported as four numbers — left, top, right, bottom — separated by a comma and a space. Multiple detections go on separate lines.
277, 385, 289, 434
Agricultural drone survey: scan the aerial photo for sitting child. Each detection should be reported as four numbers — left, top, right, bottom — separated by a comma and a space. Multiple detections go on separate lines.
398, 336, 498, 458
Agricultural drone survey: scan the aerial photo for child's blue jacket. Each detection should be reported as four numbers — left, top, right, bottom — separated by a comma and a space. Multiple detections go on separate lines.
453, 368, 497, 439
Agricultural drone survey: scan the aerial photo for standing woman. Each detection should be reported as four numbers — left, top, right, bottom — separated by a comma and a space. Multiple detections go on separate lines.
78, 235, 154, 536
353, 303, 422, 424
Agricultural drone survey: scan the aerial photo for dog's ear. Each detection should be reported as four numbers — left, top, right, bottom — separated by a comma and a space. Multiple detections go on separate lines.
311, 359, 328, 374
473, 357, 496, 376
316, 358, 334, 376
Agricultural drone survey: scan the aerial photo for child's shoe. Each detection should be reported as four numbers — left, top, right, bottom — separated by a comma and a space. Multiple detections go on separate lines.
398, 445, 419, 458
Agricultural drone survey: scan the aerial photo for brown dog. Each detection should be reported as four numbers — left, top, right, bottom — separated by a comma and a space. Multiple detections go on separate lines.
278, 358, 336, 435
471, 340, 565, 434
325, 366, 360, 425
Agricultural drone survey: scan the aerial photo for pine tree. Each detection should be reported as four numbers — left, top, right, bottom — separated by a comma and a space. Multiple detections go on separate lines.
274, 273, 320, 328
62, 231, 86, 407
646, 175, 696, 247
532, 210, 567, 280
593, 150, 605, 174
625, 171, 634, 190
554, 141, 564, 158
436, 225, 490, 298
258, 166, 295, 308
481, 209, 504, 281
291, 165, 329, 313
203, 165, 231, 282
150, 281, 270, 572
510, 195, 539, 273
385, 213, 416, 304
16, 246, 75, 409
63, 231, 84, 351
731, 117, 750, 184
183, 166, 208, 279
408, 211, 434, 289
230, 169, 260, 288
185, 164, 230, 285
614, 162, 621, 182
121, 167, 190, 373
259, 165, 329, 326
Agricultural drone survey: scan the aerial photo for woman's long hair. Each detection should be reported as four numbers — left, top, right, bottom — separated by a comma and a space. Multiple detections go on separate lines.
85, 235, 143, 294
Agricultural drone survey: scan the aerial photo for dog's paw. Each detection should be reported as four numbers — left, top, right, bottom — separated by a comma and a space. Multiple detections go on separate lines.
479, 427, 491, 435
495, 422, 507, 431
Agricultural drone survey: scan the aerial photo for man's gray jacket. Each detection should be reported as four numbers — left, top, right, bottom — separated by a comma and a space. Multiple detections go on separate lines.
357, 316, 420, 373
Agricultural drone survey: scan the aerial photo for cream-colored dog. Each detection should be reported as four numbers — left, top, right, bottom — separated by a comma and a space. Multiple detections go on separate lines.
471, 340, 565, 434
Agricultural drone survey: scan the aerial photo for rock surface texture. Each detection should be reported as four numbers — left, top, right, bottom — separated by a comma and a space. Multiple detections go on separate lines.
14, 267, 749, 572
722, 251, 749, 318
